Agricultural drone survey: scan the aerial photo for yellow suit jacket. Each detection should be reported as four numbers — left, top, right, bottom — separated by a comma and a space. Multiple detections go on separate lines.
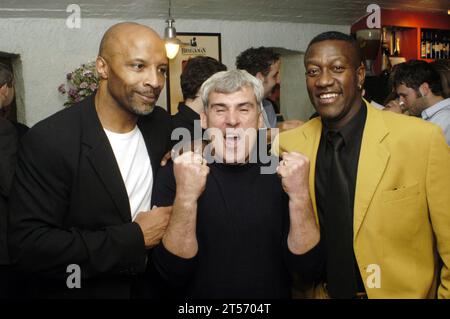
273, 101, 450, 298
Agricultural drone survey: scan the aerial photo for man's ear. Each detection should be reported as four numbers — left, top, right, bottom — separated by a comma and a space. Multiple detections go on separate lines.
419, 83, 430, 97
96, 56, 108, 80
200, 110, 207, 129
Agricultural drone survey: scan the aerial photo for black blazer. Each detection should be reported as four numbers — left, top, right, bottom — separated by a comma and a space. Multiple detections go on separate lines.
8, 94, 172, 298
0, 117, 18, 265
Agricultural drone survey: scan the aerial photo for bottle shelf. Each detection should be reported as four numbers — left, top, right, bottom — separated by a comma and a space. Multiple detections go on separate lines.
351, 9, 450, 75
419, 28, 450, 60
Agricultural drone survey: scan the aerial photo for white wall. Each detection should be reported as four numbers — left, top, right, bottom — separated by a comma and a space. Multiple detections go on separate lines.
281, 53, 316, 122
0, 17, 348, 126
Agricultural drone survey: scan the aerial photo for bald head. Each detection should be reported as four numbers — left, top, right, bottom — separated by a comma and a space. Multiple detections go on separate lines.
95, 22, 168, 121
99, 22, 164, 60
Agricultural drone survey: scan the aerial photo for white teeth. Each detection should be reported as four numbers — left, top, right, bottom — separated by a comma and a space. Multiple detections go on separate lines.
320, 93, 339, 99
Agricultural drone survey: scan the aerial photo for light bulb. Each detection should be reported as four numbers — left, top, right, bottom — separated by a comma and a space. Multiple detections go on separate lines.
165, 42, 180, 59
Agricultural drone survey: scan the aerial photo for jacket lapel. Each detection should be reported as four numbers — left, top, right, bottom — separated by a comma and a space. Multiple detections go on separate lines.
304, 121, 323, 223
80, 95, 132, 222
353, 102, 390, 239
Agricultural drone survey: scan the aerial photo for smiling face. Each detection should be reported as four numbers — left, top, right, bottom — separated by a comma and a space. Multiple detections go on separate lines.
97, 24, 168, 116
305, 40, 365, 129
201, 85, 262, 164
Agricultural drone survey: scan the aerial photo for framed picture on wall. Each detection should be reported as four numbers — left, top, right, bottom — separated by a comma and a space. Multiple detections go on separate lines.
166, 32, 222, 115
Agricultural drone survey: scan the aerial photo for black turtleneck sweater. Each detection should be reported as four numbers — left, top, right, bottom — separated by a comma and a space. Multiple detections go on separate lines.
151, 159, 323, 299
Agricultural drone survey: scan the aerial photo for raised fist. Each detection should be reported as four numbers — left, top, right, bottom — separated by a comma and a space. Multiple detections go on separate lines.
173, 151, 209, 203
276, 152, 310, 199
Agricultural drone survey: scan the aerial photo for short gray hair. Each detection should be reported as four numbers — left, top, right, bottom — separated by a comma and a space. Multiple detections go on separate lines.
200, 69, 264, 111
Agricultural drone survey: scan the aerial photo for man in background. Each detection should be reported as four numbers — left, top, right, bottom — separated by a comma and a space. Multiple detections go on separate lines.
172, 56, 226, 140
385, 60, 450, 145
236, 46, 280, 128
0, 63, 28, 139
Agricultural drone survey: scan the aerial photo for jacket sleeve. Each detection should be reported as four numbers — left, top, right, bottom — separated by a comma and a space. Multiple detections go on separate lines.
7, 125, 147, 280
426, 125, 450, 298
152, 242, 198, 289
0, 118, 18, 197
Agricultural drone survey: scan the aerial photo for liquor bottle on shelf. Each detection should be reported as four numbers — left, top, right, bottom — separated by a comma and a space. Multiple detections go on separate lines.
443, 34, 449, 59
421, 31, 427, 59
426, 31, 432, 59
441, 34, 447, 59
431, 31, 436, 59
393, 35, 401, 57
389, 30, 394, 56
438, 31, 443, 59
381, 28, 391, 75
434, 32, 440, 59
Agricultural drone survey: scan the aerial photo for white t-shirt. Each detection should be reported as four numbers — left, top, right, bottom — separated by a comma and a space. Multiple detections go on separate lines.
104, 126, 153, 220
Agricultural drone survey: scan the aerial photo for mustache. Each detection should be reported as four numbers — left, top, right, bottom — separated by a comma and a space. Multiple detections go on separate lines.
136, 88, 161, 97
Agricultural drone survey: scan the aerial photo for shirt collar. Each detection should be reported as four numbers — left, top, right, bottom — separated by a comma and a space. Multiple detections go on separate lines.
323, 102, 367, 145
421, 98, 450, 120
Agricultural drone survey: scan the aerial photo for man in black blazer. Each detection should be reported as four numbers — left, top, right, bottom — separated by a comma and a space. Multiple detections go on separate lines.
0, 117, 18, 298
8, 22, 173, 298
0, 63, 29, 140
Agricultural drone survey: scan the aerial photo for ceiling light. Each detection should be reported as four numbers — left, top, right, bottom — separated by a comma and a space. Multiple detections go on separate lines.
164, 0, 180, 59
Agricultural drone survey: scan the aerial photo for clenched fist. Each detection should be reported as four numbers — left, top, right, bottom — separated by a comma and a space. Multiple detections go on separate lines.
173, 151, 210, 203
276, 152, 310, 199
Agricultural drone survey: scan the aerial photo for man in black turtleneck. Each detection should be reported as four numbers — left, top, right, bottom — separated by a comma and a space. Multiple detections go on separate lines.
151, 69, 323, 298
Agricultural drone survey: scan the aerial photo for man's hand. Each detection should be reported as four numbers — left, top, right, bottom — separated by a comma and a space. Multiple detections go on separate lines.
160, 150, 172, 166
384, 99, 405, 114
277, 152, 310, 200
134, 206, 172, 249
173, 151, 209, 203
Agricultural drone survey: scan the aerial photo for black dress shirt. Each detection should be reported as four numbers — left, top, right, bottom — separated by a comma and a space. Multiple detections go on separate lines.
315, 102, 367, 296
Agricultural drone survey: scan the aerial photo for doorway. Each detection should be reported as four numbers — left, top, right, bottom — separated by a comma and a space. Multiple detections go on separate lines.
273, 48, 315, 122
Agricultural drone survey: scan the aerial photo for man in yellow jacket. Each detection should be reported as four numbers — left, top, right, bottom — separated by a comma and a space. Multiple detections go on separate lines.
273, 31, 450, 298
